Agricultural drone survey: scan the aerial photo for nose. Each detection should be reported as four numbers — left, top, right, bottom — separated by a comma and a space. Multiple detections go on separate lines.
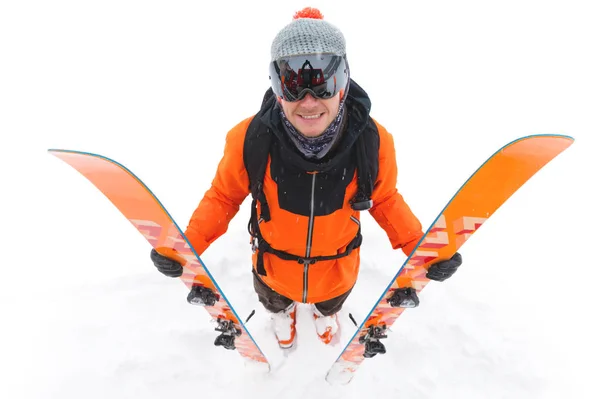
299, 93, 319, 106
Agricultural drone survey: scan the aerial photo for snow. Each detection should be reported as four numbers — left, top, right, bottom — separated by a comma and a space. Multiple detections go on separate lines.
1, 1, 599, 398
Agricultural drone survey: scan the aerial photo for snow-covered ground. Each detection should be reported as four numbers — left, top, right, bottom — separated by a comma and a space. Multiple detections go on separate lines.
2, 1, 599, 398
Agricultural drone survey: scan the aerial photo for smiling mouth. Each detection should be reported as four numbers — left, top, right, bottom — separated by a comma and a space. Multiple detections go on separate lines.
299, 113, 323, 120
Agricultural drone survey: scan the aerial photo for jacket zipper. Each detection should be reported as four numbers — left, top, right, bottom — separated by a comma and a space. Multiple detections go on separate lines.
302, 173, 317, 303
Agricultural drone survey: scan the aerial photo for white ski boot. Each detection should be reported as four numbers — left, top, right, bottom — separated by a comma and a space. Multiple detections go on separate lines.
311, 304, 340, 345
271, 303, 297, 349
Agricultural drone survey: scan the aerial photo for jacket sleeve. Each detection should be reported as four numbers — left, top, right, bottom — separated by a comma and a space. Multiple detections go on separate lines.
184, 118, 252, 255
369, 121, 424, 256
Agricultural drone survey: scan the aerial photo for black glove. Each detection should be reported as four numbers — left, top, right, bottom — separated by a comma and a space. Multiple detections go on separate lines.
426, 252, 462, 282
150, 249, 183, 278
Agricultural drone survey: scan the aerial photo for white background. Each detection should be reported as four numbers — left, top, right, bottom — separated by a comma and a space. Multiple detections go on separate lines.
1, 1, 599, 398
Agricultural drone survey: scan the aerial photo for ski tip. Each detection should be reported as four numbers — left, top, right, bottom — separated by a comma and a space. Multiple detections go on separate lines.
243, 358, 271, 374
547, 133, 575, 143
325, 363, 355, 385
47, 149, 110, 161
525, 133, 574, 140
515, 133, 575, 145
48, 149, 82, 157
48, 149, 83, 154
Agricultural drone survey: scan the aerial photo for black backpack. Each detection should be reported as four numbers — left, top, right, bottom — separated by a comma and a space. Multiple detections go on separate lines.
242, 90, 379, 275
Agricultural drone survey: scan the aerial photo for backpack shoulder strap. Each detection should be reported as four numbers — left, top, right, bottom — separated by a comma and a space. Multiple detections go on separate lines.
243, 89, 276, 276
243, 116, 271, 200
351, 119, 380, 211
243, 89, 275, 223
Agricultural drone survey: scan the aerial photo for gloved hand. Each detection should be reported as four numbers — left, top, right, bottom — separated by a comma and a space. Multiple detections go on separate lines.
150, 249, 183, 278
426, 252, 462, 282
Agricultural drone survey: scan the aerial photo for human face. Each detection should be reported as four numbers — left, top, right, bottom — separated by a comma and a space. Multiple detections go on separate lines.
279, 92, 341, 137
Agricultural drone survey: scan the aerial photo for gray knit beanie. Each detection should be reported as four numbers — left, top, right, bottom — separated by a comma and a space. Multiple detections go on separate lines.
271, 8, 346, 61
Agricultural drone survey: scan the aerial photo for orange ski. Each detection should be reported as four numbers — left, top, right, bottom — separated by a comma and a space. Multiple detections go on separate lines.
49, 149, 270, 370
326, 134, 573, 384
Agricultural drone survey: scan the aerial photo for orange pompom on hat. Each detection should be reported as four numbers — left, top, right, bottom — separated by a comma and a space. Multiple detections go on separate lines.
271, 7, 346, 61
293, 7, 324, 19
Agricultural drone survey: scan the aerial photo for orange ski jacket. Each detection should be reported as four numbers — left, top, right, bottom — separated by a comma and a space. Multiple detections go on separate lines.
185, 81, 423, 304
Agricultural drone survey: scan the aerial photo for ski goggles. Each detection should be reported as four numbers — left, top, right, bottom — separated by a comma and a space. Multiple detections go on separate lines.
269, 54, 349, 102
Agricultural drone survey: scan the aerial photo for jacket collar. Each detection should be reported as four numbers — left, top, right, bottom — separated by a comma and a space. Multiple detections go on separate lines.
257, 79, 372, 172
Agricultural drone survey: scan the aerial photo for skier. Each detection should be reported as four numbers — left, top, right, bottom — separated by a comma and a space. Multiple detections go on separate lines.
150, 7, 463, 349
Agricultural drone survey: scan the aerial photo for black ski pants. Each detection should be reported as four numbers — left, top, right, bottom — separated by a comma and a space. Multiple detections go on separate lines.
252, 270, 352, 316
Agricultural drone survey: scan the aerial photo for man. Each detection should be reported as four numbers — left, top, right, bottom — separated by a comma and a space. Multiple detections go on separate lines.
150, 7, 462, 349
